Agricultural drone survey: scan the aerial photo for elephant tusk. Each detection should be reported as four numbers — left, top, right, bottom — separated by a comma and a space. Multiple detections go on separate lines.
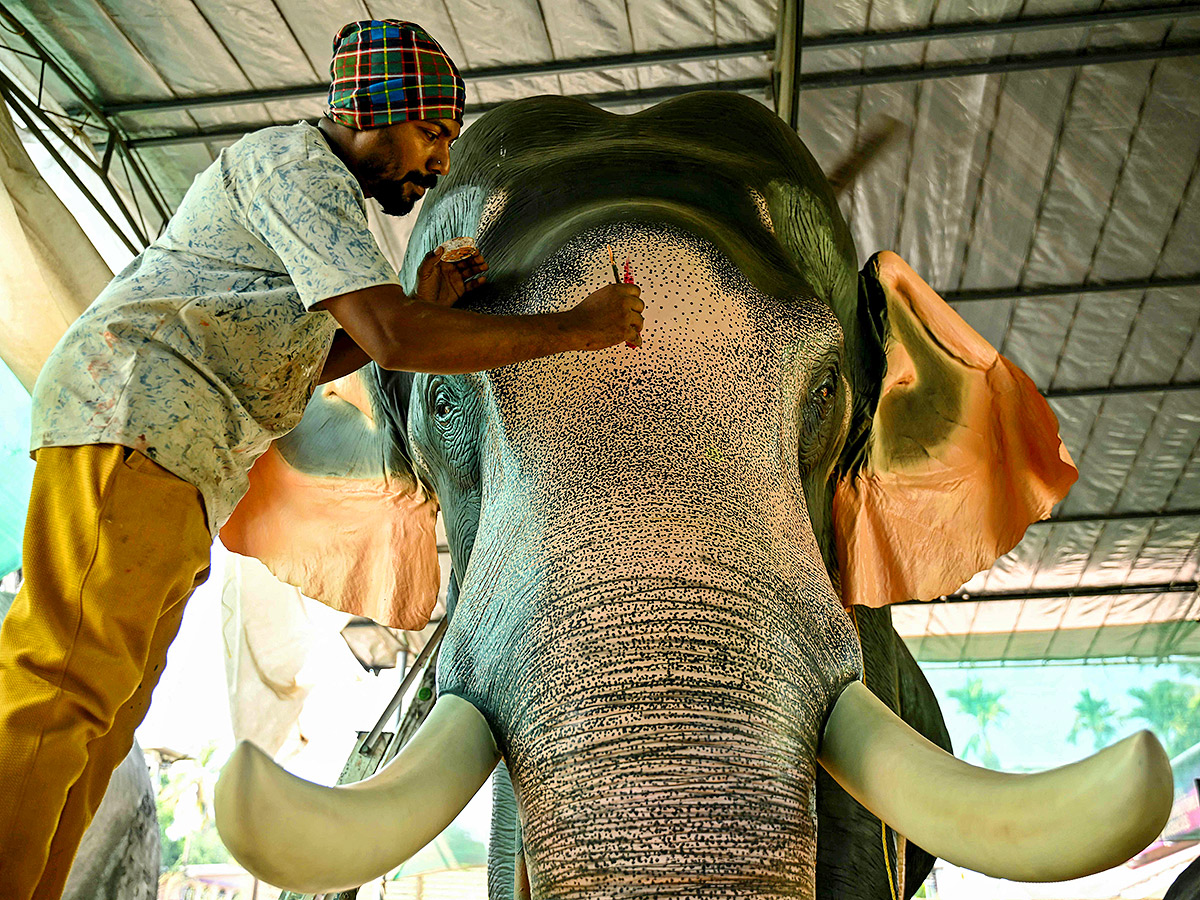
214, 694, 500, 893
818, 680, 1173, 882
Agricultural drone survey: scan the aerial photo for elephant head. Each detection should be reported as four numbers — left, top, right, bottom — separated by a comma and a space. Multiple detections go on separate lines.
215, 93, 1172, 898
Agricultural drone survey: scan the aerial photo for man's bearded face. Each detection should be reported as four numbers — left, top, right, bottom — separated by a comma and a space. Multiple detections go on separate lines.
372, 169, 438, 217
352, 118, 459, 217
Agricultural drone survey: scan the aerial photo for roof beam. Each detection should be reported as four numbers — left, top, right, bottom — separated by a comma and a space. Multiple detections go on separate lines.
124, 79, 769, 148
121, 37, 1200, 149
919, 581, 1200, 604
1030, 508, 1200, 526
1044, 381, 1200, 400
944, 274, 1200, 303
805, 3, 1197, 51
799, 40, 1200, 91
103, 41, 773, 116
101, 3, 1200, 118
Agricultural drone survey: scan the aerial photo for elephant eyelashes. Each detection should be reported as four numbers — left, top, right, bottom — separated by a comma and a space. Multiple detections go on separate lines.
431, 380, 455, 422
797, 365, 844, 473
806, 368, 840, 425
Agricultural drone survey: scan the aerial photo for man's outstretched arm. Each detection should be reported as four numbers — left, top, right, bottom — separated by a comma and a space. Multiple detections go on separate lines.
318, 281, 643, 376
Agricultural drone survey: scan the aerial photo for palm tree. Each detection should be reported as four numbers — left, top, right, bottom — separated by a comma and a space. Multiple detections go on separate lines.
1067, 689, 1118, 751
1128, 680, 1200, 758
946, 677, 1008, 769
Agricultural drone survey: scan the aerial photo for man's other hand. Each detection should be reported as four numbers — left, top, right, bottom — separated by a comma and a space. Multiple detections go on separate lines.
415, 246, 488, 306
568, 283, 644, 350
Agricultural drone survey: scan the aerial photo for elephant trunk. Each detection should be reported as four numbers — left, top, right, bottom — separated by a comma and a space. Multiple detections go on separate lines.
439, 505, 865, 896
819, 681, 1173, 882
214, 695, 499, 894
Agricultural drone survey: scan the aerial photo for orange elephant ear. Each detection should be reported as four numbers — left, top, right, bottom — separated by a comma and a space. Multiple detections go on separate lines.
833, 252, 1078, 608
219, 367, 440, 630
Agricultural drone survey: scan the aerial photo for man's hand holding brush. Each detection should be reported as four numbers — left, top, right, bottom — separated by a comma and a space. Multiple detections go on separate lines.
568, 282, 644, 350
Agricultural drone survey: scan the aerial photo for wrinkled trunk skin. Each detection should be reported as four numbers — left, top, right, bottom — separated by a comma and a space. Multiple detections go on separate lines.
437, 224, 862, 898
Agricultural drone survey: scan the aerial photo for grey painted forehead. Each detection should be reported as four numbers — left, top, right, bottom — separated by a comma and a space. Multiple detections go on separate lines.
476, 222, 842, 494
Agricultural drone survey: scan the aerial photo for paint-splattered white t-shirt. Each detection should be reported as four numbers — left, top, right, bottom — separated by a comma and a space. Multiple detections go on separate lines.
31, 122, 399, 533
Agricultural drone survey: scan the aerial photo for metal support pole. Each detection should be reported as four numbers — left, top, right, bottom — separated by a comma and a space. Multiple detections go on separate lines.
774, 0, 802, 130
0, 1, 169, 231
920, 581, 1199, 604
359, 616, 448, 754
0, 72, 142, 253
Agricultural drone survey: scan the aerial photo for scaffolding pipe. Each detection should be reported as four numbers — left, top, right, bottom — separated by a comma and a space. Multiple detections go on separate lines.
774, 0, 801, 130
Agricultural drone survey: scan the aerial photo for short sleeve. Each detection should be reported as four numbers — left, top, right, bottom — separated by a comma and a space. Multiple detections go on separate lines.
243, 158, 399, 309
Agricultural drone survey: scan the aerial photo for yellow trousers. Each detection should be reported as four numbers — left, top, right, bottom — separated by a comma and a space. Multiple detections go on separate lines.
0, 444, 211, 899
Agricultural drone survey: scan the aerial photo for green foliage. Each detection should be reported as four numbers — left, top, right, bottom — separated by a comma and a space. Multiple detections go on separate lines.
947, 677, 1007, 769
1059, 673, 1200, 761
156, 801, 183, 870
394, 824, 487, 876
1067, 688, 1118, 751
154, 742, 231, 872
441, 824, 487, 865
1127, 679, 1200, 758
157, 811, 230, 871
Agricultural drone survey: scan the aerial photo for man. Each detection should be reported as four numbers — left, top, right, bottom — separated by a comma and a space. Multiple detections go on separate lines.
0, 19, 642, 898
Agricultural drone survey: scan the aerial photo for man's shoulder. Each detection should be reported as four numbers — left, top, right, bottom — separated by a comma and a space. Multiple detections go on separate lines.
222, 122, 356, 196
235, 122, 323, 164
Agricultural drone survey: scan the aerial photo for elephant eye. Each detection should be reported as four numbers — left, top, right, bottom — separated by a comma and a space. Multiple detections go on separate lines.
797, 364, 843, 475
429, 378, 454, 422
810, 367, 839, 419
434, 393, 453, 420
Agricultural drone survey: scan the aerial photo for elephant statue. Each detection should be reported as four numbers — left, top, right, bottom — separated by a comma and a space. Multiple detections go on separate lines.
0, 591, 159, 899
213, 93, 1172, 899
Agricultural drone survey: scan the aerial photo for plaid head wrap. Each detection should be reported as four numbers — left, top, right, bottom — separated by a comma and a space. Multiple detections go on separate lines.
328, 20, 466, 129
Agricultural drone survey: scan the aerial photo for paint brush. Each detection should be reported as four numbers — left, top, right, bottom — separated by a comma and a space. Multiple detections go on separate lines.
608, 245, 635, 349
